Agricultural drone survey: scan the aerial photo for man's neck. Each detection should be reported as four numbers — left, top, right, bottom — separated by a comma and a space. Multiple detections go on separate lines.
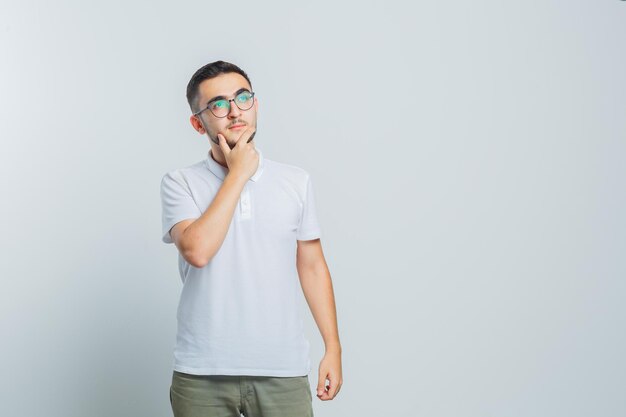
210, 147, 228, 169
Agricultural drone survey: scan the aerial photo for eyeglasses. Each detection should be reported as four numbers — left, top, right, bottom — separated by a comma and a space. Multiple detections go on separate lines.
193, 90, 256, 118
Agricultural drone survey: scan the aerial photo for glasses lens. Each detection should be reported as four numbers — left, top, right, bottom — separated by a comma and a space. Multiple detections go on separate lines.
210, 99, 229, 117
235, 91, 254, 110
208, 92, 254, 117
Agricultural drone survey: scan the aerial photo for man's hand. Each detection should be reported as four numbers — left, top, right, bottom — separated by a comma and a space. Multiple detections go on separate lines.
217, 127, 258, 181
316, 350, 343, 401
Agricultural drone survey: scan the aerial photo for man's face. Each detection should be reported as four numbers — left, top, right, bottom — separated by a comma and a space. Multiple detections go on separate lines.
192, 72, 258, 149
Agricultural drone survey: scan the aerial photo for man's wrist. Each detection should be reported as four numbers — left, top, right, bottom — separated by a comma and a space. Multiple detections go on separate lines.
224, 171, 248, 189
325, 343, 342, 354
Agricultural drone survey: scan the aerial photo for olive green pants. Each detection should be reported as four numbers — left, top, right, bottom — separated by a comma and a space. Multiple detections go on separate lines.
169, 371, 314, 417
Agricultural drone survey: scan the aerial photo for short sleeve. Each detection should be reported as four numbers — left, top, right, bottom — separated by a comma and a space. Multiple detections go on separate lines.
296, 174, 322, 241
160, 170, 202, 244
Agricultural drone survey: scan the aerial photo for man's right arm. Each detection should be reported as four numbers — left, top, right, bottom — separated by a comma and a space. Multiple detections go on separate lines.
166, 127, 258, 268
170, 172, 247, 268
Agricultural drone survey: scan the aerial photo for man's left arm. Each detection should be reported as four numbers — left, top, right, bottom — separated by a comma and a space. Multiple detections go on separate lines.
296, 238, 343, 401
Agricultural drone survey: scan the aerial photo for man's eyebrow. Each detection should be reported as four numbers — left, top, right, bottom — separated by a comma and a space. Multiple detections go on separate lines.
206, 88, 251, 105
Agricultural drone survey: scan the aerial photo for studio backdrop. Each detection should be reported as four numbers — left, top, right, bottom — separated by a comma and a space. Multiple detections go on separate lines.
1, 1, 624, 416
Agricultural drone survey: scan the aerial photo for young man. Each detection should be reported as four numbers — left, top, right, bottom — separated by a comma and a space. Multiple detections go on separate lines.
160, 60, 342, 417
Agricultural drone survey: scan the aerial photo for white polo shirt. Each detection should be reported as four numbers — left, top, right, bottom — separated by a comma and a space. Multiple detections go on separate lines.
160, 147, 322, 376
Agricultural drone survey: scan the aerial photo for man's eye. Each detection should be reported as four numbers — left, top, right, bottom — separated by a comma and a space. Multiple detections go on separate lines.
236, 93, 251, 102
211, 100, 227, 108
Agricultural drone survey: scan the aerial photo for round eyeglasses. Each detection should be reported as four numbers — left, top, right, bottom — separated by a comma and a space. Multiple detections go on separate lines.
194, 90, 256, 118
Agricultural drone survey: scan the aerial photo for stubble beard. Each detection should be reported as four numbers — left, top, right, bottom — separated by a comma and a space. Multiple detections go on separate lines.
200, 116, 256, 150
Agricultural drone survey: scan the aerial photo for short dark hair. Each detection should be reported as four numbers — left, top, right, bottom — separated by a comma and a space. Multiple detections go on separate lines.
186, 60, 253, 114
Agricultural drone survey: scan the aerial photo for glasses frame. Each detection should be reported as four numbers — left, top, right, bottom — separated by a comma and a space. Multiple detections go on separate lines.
193, 91, 256, 119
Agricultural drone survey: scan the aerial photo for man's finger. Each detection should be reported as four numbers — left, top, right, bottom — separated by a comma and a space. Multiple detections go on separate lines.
316, 375, 327, 397
218, 134, 230, 155
317, 383, 332, 401
327, 378, 338, 399
236, 127, 256, 148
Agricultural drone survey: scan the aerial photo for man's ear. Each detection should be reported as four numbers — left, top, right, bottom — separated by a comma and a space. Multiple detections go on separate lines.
190, 115, 204, 134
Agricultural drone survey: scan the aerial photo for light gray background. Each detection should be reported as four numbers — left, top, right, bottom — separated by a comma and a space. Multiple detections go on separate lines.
1, 1, 624, 416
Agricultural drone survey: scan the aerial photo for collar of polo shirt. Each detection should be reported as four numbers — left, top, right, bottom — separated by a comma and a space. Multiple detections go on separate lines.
205, 147, 265, 182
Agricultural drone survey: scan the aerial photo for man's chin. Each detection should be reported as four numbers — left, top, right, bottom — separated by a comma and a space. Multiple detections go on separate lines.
226, 138, 238, 149
209, 134, 236, 149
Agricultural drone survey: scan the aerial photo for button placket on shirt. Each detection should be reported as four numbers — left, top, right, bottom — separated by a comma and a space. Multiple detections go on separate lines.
239, 183, 252, 220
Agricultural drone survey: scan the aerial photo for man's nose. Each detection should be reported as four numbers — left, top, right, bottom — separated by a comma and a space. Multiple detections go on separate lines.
227, 100, 241, 118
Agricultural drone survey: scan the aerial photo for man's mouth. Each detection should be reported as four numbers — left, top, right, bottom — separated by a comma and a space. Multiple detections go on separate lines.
228, 124, 246, 129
